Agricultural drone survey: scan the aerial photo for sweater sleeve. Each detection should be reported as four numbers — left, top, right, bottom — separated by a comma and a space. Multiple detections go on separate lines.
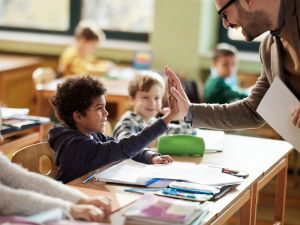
112, 116, 160, 164
0, 153, 86, 203
0, 183, 72, 216
166, 122, 196, 135
56, 118, 168, 182
190, 71, 268, 130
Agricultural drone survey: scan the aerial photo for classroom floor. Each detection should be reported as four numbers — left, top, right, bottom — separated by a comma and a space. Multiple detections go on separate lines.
226, 172, 300, 225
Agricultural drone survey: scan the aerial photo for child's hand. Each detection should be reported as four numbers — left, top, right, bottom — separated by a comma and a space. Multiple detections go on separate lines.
161, 78, 179, 124
78, 196, 111, 217
151, 155, 173, 164
70, 204, 105, 222
159, 107, 170, 115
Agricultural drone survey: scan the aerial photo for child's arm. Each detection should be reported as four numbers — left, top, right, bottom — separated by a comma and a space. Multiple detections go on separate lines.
50, 119, 169, 183
112, 117, 161, 164
0, 182, 73, 216
166, 122, 196, 135
0, 153, 86, 202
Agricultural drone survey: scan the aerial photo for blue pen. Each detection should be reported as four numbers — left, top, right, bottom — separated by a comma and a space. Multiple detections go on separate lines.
82, 173, 97, 184
145, 178, 160, 186
124, 187, 163, 194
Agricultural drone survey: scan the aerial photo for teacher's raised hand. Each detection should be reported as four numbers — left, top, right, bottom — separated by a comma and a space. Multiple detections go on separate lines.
164, 66, 191, 120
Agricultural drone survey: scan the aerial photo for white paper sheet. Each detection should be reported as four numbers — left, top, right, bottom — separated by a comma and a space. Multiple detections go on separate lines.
142, 162, 242, 186
0, 107, 29, 119
257, 76, 300, 152
95, 159, 243, 186
197, 129, 225, 151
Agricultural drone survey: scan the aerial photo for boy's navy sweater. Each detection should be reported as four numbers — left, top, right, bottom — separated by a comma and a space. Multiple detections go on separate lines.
48, 119, 167, 183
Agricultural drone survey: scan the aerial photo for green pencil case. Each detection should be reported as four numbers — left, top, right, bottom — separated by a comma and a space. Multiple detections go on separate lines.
157, 134, 205, 156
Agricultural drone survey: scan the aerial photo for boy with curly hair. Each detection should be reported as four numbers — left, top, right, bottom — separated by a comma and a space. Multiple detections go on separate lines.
48, 75, 176, 183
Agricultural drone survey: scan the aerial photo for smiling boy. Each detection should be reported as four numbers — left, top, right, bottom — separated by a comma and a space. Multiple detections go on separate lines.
48, 75, 178, 183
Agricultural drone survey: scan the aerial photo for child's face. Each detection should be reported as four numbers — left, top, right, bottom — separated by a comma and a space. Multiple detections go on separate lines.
213, 55, 236, 78
78, 39, 99, 55
75, 95, 109, 134
131, 84, 164, 121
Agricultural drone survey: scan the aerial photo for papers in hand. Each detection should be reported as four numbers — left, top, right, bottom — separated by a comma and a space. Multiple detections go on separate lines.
94, 159, 243, 186
257, 77, 300, 152
123, 193, 210, 225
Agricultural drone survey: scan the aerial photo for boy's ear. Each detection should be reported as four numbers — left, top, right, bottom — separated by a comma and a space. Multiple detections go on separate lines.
73, 111, 83, 123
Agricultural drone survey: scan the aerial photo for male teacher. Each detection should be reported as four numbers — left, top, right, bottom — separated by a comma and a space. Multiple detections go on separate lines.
166, 0, 300, 130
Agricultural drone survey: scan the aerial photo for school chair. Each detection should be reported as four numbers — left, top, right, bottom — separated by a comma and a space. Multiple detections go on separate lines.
11, 142, 58, 179
32, 67, 57, 117
32, 67, 56, 88
182, 79, 203, 103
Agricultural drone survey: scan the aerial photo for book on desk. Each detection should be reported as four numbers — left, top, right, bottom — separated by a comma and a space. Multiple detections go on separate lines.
92, 159, 244, 202
123, 193, 211, 225
1, 116, 50, 135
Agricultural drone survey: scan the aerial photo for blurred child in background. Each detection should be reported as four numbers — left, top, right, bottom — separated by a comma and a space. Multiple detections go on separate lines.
204, 43, 248, 104
59, 21, 113, 77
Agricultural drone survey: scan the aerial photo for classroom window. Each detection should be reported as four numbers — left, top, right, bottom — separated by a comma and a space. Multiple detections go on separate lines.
81, 0, 155, 41
0, 0, 154, 42
0, 0, 70, 31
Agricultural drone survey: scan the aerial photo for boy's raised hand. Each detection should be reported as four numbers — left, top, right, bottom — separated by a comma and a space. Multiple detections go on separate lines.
151, 155, 173, 164
164, 66, 191, 120
161, 77, 179, 124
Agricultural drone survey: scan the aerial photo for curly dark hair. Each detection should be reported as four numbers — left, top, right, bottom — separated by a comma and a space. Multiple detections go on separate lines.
51, 75, 107, 128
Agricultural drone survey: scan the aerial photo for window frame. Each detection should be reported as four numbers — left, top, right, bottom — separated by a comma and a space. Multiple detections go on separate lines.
0, 0, 149, 42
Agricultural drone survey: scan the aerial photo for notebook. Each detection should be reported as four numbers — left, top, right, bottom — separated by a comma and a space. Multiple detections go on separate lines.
123, 193, 208, 225
94, 159, 243, 186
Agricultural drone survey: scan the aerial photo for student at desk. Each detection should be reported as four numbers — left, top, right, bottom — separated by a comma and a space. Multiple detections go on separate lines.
113, 71, 195, 152
48, 75, 178, 183
204, 43, 248, 104
58, 21, 113, 77
0, 122, 110, 221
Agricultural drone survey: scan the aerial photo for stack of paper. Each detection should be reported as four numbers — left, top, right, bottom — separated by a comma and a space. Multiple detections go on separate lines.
94, 159, 243, 186
123, 193, 208, 225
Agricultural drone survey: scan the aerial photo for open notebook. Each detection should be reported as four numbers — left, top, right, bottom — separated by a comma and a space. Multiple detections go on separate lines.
94, 159, 243, 186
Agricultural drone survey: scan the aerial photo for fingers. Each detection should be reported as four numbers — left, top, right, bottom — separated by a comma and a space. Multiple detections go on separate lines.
159, 107, 170, 115
164, 66, 181, 89
95, 197, 112, 217
170, 86, 185, 103
292, 105, 300, 128
70, 204, 106, 222
161, 155, 173, 163
77, 197, 112, 217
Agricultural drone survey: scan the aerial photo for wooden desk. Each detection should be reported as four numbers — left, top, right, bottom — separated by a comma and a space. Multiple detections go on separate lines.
0, 55, 40, 112
34, 78, 130, 121
0, 123, 52, 157
68, 134, 293, 225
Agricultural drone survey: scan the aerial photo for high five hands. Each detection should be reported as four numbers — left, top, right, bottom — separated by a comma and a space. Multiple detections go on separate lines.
164, 66, 191, 121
